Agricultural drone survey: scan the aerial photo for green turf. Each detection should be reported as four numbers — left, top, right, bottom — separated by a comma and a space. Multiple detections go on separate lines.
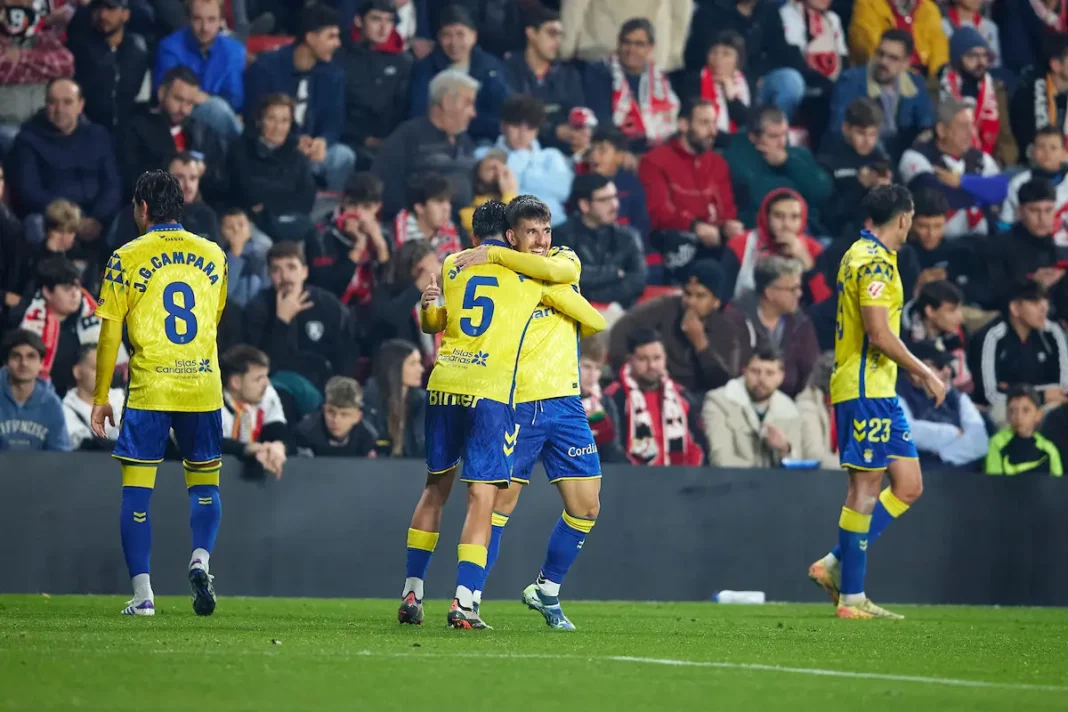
1, 596, 1067, 711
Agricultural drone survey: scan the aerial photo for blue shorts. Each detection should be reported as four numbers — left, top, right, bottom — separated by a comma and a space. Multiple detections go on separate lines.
424, 391, 517, 486
511, 396, 602, 485
114, 408, 222, 465
834, 397, 917, 471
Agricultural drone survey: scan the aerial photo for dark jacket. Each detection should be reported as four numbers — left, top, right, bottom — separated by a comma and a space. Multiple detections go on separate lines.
8, 113, 122, 222
684, 0, 794, 80
113, 200, 220, 248
722, 294, 820, 399
553, 215, 646, 308
1009, 68, 1065, 163
68, 27, 150, 133
409, 46, 510, 143
362, 376, 426, 458
367, 278, 426, 360
817, 134, 892, 237
121, 109, 228, 202
992, 0, 1056, 76
305, 221, 392, 305
502, 51, 585, 153
969, 316, 1068, 408
295, 410, 377, 457
229, 129, 317, 219
244, 44, 346, 145
909, 236, 989, 307
984, 224, 1068, 316
0, 203, 25, 309
337, 30, 413, 149
420, 0, 524, 58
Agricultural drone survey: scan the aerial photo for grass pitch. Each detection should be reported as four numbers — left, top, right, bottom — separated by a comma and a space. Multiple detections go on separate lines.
1, 595, 1066, 711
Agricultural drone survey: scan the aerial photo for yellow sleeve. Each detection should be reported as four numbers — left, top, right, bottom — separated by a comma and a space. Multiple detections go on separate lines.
856, 257, 896, 308
94, 318, 123, 406
216, 256, 229, 324
847, 0, 885, 67
96, 250, 130, 323
421, 304, 447, 334
488, 246, 580, 284
541, 283, 606, 335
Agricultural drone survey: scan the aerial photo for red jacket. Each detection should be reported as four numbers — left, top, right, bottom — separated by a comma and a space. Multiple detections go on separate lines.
637, 137, 736, 232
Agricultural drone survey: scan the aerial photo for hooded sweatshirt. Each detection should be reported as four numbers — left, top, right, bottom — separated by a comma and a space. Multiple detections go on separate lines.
0, 367, 70, 451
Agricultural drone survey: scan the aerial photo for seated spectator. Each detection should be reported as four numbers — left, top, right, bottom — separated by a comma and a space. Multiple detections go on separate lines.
373, 70, 478, 219
393, 173, 462, 261
229, 94, 317, 243
586, 126, 650, 238
117, 151, 223, 247
553, 174, 646, 309
296, 375, 377, 457
639, 98, 741, 275
219, 345, 287, 479
154, 0, 244, 140
996, 1, 1067, 88
603, 327, 704, 466
723, 105, 833, 233
908, 188, 988, 304
681, 30, 751, 146
244, 4, 355, 192
898, 339, 988, 468
780, 0, 848, 97
795, 352, 840, 469
408, 5, 509, 144
899, 96, 1007, 240
0, 328, 69, 451
723, 255, 820, 398
458, 150, 519, 236
825, 29, 935, 162
338, 0, 413, 170
219, 207, 268, 308
244, 241, 354, 392
362, 339, 426, 458
942, 0, 1002, 67
561, 0, 692, 73
609, 259, 742, 397
68, 0, 149, 134
703, 345, 802, 468
583, 18, 679, 153
1010, 33, 1068, 160
62, 342, 122, 450
19, 199, 81, 295
579, 332, 625, 463
988, 385, 1064, 476
848, 0, 949, 77
370, 239, 441, 364
503, 5, 586, 156
1001, 127, 1068, 235
903, 280, 973, 393
818, 98, 894, 238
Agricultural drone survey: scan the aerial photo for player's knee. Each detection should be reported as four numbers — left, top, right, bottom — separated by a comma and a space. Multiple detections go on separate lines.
893, 479, 923, 505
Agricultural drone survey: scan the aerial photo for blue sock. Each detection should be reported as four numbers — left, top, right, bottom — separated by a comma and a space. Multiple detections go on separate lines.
477, 512, 509, 595
188, 484, 222, 553
455, 544, 487, 609
830, 489, 910, 561
538, 511, 595, 603
838, 507, 872, 599
120, 486, 153, 578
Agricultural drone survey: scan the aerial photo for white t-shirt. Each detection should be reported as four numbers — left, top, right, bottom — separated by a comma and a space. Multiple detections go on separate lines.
62, 388, 123, 449
220, 384, 286, 444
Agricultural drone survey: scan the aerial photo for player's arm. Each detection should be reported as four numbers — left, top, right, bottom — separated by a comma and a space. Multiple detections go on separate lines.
860, 305, 945, 406
419, 268, 446, 334
541, 283, 606, 336
216, 255, 229, 325
486, 245, 580, 285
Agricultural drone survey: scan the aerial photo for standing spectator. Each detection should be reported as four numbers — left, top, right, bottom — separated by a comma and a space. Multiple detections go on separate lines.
902, 280, 972, 392
219, 345, 287, 479
795, 352, 840, 469
154, 0, 245, 140
908, 188, 987, 304
362, 339, 426, 458
372, 70, 478, 219
848, 0, 949, 77
703, 346, 803, 468
942, 0, 1002, 67
681, 30, 751, 146
62, 343, 123, 449
392, 172, 462, 261
586, 126, 649, 238
337, 0, 413, 171
603, 327, 705, 466
553, 174, 646, 309
987, 385, 1064, 476
370, 239, 442, 364
296, 375, 378, 457
561, 0, 693, 73
579, 332, 626, 463
219, 207, 268, 308
244, 4, 355, 192
0, 328, 69, 451
993, 0, 1066, 76
1002, 127, 1068, 236
723, 105, 834, 232
780, 0, 849, 95
458, 150, 519, 236
408, 5, 509, 144
67, 0, 149, 135
1009, 33, 1068, 160
583, 18, 680, 153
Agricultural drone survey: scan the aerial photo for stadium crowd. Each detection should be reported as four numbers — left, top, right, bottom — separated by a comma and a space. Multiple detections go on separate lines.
0, 0, 1067, 478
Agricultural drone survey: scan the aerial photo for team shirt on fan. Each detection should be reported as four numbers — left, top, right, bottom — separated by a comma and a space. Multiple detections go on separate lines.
96, 224, 228, 412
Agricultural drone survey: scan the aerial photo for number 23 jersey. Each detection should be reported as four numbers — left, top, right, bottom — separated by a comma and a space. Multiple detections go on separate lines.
96, 224, 228, 412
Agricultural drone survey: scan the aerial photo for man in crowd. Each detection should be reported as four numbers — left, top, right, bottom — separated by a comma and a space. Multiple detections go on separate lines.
908, 188, 987, 305
902, 280, 972, 393
1009, 33, 1068, 159
63, 343, 123, 450
987, 385, 1063, 476
392, 172, 461, 260
113, 152, 220, 246
586, 126, 649, 239
1001, 126, 1068, 238
220, 345, 287, 480
848, 0, 949, 78
0, 328, 69, 451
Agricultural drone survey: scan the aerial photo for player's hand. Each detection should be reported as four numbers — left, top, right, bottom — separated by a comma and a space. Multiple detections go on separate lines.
921, 369, 947, 407
454, 245, 491, 271
421, 273, 441, 309
91, 403, 115, 439
763, 424, 791, 455
276, 289, 314, 324
680, 309, 708, 351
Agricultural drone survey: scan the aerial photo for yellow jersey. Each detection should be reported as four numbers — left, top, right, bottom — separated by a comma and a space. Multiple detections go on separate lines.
96, 224, 228, 412
830, 231, 902, 403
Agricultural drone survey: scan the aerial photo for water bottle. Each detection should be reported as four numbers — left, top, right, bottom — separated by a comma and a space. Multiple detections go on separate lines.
713, 590, 766, 604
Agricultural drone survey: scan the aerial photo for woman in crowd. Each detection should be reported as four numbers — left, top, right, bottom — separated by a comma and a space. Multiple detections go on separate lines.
363, 339, 427, 458
367, 240, 442, 364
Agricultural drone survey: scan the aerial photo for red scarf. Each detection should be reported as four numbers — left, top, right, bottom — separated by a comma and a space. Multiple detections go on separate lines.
946, 7, 980, 28
392, 209, 461, 262
699, 67, 748, 133
798, 1, 841, 78
941, 67, 999, 155
888, 1, 922, 69
609, 55, 679, 145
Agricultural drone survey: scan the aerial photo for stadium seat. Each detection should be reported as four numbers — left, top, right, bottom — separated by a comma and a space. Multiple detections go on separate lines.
246, 35, 295, 61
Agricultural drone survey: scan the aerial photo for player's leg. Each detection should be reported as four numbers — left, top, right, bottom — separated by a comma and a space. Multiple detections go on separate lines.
473, 482, 523, 612
835, 466, 882, 617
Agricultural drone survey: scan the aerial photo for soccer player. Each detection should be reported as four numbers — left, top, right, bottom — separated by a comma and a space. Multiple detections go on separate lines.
91, 170, 228, 617
807, 184, 946, 620
398, 199, 604, 630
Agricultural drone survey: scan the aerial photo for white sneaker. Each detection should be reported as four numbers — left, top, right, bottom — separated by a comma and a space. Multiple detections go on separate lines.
121, 598, 155, 616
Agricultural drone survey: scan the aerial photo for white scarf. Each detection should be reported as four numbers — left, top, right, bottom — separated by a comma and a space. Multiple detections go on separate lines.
619, 363, 688, 465
609, 55, 679, 145
19, 288, 128, 382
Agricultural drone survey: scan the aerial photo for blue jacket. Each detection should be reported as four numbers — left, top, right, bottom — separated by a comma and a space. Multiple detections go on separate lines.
409, 46, 510, 143
155, 27, 246, 111
475, 138, 573, 225
0, 368, 70, 451
244, 44, 346, 146
825, 66, 934, 162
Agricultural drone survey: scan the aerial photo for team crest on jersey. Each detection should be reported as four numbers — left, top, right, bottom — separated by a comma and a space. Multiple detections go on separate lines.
866, 281, 885, 299
863, 448, 873, 463
306, 321, 324, 342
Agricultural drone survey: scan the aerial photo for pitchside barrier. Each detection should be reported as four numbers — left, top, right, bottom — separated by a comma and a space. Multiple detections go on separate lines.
2, 453, 1065, 606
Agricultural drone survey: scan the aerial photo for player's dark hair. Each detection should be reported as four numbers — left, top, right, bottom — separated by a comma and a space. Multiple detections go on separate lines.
344, 172, 384, 206
37, 256, 81, 290
299, 2, 340, 39
501, 94, 546, 129
863, 184, 914, 226
1018, 178, 1057, 206
133, 169, 184, 225
569, 173, 612, 206
618, 17, 654, 45
267, 241, 306, 266
2, 328, 46, 361
359, 0, 396, 17
710, 30, 745, 67
160, 65, 199, 90
506, 194, 552, 229
749, 344, 784, 365
916, 280, 963, 315
1006, 383, 1041, 408
221, 345, 270, 384
523, 3, 559, 30
407, 172, 453, 210
626, 327, 661, 353
881, 28, 915, 57
76, 342, 97, 366
372, 339, 419, 456
472, 199, 509, 241
844, 97, 884, 128
680, 97, 716, 122
1009, 280, 1049, 303
912, 188, 949, 218
591, 125, 628, 151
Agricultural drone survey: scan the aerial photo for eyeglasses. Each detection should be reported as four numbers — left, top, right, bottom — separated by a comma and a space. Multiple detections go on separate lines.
770, 283, 803, 294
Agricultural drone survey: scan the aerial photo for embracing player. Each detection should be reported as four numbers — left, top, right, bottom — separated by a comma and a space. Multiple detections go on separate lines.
91, 170, 228, 617
808, 184, 945, 619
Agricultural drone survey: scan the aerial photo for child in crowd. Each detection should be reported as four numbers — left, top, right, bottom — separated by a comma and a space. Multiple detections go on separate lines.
459, 150, 519, 237
986, 385, 1063, 476
818, 97, 893, 237
296, 376, 378, 457
220, 207, 269, 308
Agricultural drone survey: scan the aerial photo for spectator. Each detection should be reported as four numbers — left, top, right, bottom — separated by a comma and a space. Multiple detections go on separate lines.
780, 0, 849, 95
372, 70, 478, 219
68, 0, 148, 135
795, 352, 840, 469
503, 5, 586, 155
554, 173, 646, 309
579, 332, 626, 463
393, 172, 462, 261
603, 327, 704, 466
244, 4, 355, 192
902, 280, 972, 392
219, 345, 287, 479
9, 78, 121, 250
608, 259, 744, 397
1002, 126, 1068, 235
681, 30, 751, 145
229, 93, 317, 243
18, 199, 81, 296
337, 0, 413, 170
362, 339, 426, 457
825, 29, 935, 161
115, 151, 223, 247
899, 96, 1007, 240
474, 94, 572, 226
62, 342, 122, 449
639, 98, 741, 274
848, 0, 949, 77
908, 188, 987, 304
154, 0, 244, 140
370, 239, 442, 365
1010, 33, 1068, 162
458, 150, 519, 236
993, 0, 1066, 76
585, 126, 650, 238
987, 385, 1064, 476
0, 328, 69, 451
942, 0, 1002, 68
703, 345, 802, 468
219, 207, 268, 308
296, 375, 378, 457
416, 0, 527, 60
583, 18, 680, 153
245, 241, 354, 392
818, 98, 894, 237
408, 5, 509, 144
0, 164, 25, 313
561, 0, 693, 73
723, 105, 833, 232
723, 255, 820, 399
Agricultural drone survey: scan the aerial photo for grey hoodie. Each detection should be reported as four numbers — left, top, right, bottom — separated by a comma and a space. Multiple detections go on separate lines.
0, 367, 71, 451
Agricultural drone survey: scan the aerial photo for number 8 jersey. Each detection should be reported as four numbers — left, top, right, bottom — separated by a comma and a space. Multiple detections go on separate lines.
96, 223, 228, 412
